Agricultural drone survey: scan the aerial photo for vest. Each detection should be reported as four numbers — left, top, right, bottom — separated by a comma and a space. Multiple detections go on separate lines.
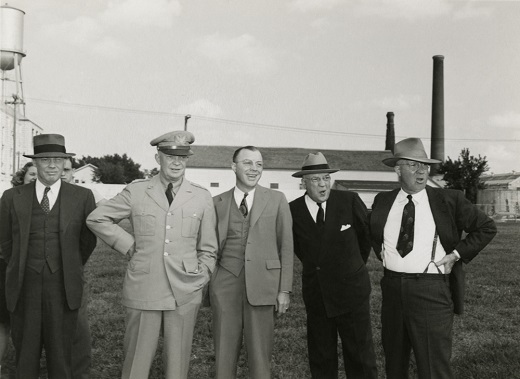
27, 190, 62, 273
219, 200, 251, 277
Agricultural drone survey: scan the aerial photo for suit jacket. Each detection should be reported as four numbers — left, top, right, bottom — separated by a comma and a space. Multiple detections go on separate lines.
369, 186, 497, 314
86, 175, 218, 308
290, 190, 372, 318
0, 181, 97, 312
213, 185, 293, 306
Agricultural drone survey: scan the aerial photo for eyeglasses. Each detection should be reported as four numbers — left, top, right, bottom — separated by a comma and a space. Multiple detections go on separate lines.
399, 162, 430, 173
38, 158, 64, 166
236, 160, 263, 169
305, 175, 331, 184
163, 154, 188, 163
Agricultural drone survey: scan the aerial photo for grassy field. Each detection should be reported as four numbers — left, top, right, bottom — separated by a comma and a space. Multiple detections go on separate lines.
2, 222, 519, 378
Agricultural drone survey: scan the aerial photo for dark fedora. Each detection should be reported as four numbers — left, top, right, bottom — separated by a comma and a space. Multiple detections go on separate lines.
292, 152, 339, 178
150, 130, 195, 156
23, 134, 76, 159
382, 138, 441, 167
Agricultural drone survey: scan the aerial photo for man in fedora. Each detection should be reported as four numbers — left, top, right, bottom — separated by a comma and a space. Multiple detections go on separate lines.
290, 152, 377, 379
210, 146, 293, 379
87, 131, 218, 379
369, 137, 496, 378
0, 134, 97, 379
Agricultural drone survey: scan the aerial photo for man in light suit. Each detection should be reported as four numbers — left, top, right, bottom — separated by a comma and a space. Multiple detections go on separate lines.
210, 146, 294, 379
290, 152, 378, 379
369, 138, 497, 379
0, 134, 97, 379
87, 131, 218, 379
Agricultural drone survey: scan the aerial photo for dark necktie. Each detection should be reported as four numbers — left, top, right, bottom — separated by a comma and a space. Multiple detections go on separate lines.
316, 202, 325, 227
166, 183, 174, 205
396, 194, 415, 257
41, 187, 51, 214
239, 193, 248, 217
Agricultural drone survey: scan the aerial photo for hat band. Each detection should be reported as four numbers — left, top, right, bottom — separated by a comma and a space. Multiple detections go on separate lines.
302, 163, 330, 171
34, 144, 67, 154
158, 145, 190, 151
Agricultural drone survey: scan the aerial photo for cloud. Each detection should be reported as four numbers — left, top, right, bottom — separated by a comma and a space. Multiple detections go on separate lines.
175, 99, 223, 118
489, 111, 520, 128
196, 33, 277, 75
102, 0, 181, 28
289, 0, 344, 13
356, 0, 453, 20
374, 94, 422, 111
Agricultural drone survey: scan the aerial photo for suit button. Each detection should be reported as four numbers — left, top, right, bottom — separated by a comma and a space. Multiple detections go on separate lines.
163, 252, 168, 256
165, 239, 170, 243
167, 212, 172, 216
316, 266, 320, 270
166, 225, 171, 229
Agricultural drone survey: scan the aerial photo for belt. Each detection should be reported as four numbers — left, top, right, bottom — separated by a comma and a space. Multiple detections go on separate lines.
384, 268, 449, 280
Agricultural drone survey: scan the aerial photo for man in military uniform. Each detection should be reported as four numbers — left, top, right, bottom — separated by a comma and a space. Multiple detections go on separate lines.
87, 131, 218, 379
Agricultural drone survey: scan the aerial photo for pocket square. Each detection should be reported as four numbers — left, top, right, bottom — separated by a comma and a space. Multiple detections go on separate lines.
340, 224, 351, 231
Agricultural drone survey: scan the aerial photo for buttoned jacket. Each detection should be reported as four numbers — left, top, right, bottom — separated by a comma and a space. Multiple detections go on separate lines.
213, 185, 293, 305
290, 190, 372, 318
86, 175, 218, 309
0, 181, 97, 311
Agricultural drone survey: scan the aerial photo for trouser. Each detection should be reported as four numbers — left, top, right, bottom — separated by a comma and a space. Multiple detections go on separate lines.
11, 266, 78, 379
121, 291, 202, 379
306, 297, 378, 379
381, 269, 454, 379
210, 267, 274, 379
72, 281, 91, 379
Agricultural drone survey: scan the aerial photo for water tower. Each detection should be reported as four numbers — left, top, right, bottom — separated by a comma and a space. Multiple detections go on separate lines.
1, 3, 26, 175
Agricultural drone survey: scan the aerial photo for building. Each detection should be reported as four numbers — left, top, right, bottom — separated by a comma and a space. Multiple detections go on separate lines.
73, 163, 97, 184
478, 172, 520, 216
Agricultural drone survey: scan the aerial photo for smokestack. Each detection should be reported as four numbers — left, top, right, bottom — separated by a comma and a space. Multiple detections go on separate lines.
385, 112, 395, 152
431, 55, 445, 175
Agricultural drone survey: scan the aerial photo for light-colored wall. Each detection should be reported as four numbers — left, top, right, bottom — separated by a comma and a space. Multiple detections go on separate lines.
74, 166, 96, 184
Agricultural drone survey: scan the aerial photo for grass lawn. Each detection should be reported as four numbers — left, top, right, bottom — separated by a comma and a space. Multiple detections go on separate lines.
1, 222, 519, 378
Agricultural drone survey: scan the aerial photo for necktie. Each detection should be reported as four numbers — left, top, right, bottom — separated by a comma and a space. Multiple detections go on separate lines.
396, 194, 415, 257
166, 183, 174, 205
316, 202, 325, 227
239, 193, 248, 217
41, 187, 51, 214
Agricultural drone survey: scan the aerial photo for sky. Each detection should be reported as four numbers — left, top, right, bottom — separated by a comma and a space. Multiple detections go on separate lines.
2, 0, 520, 172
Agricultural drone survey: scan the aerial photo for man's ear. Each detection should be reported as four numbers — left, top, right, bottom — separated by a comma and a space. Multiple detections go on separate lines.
394, 165, 401, 177
301, 178, 307, 190
231, 162, 237, 174
155, 154, 160, 165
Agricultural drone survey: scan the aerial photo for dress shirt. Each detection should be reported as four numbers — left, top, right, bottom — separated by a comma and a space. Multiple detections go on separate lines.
233, 187, 256, 214
304, 194, 326, 223
35, 179, 61, 211
383, 189, 448, 273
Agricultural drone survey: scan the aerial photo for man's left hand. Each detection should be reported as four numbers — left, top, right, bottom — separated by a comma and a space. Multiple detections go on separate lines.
435, 253, 458, 274
275, 292, 290, 316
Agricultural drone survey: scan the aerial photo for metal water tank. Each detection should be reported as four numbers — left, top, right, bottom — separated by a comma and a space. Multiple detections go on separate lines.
0, 4, 26, 71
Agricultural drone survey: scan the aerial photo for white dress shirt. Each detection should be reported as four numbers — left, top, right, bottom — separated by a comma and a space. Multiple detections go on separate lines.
35, 179, 62, 212
383, 189, 448, 273
233, 187, 256, 213
305, 194, 326, 223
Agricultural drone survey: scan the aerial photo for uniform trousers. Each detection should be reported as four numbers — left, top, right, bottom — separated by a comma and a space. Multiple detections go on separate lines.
121, 291, 202, 379
306, 297, 378, 379
72, 281, 91, 379
11, 265, 78, 379
381, 269, 454, 379
210, 266, 275, 379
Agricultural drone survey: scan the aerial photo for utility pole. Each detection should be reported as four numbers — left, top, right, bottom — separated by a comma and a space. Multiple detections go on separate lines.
5, 94, 24, 174
184, 114, 191, 131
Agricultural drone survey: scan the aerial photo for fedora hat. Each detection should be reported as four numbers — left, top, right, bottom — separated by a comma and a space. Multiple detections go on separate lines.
382, 138, 441, 167
150, 130, 195, 156
23, 134, 76, 159
292, 152, 339, 178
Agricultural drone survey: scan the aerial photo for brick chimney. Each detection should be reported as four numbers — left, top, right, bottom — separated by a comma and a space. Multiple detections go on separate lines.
385, 112, 395, 152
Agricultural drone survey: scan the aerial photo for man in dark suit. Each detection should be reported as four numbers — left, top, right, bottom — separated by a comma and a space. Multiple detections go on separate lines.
369, 138, 497, 379
210, 146, 293, 379
289, 152, 377, 379
0, 134, 97, 379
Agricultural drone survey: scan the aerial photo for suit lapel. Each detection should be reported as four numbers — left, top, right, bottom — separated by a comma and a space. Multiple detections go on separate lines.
170, 179, 195, 211
12, 182, 35, 279
292, 195, 317, 235
426, 186, 453, 247
371, 189, 399, 242
146, 175, 169, 212
215, 189, 233, 249
59, 182, 79, 235
249, 185, 268, 229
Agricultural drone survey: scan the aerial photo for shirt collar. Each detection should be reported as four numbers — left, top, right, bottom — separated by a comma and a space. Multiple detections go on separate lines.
304, 193, 326, 210
397, 188, 426, 203
234, 186, 255, 200
36, 178, 61, 194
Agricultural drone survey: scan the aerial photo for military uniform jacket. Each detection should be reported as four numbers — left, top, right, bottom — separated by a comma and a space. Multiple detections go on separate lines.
86, 175, 218, 309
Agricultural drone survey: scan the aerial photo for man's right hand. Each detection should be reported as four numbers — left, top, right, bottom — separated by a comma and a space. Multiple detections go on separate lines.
127, 243, 136, 259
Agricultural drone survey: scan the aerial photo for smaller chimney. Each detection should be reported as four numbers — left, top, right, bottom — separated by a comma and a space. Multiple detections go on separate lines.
385, 112, 395, 152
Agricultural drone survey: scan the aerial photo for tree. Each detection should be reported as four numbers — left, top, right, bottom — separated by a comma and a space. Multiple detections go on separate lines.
437, 148, 489, 204
78, 153, 145, 184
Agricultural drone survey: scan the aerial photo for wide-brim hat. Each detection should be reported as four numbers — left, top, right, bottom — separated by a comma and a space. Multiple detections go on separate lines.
292, 152, 339, 178
23, 134, 76, 158
150, 130, 195, 156
383, 138, 441, 167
